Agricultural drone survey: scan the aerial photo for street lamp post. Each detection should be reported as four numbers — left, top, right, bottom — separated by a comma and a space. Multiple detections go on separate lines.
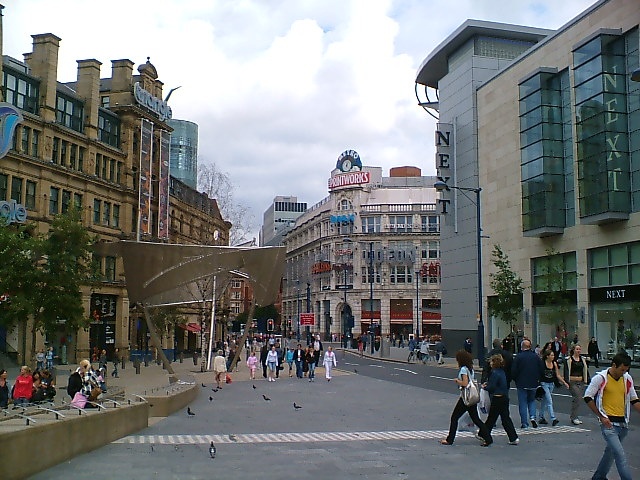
296, 280, 301, 342
434, 180, 485, 365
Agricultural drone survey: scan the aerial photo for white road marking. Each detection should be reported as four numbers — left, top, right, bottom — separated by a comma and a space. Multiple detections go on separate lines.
343, 362, 359, 366
394, 368, 418, 375
368, 364, 383, 368
114, 426, 588, 445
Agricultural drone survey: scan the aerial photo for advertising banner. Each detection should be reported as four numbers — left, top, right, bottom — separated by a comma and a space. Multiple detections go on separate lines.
158, 130, 170, 239
138, 119, 153, 237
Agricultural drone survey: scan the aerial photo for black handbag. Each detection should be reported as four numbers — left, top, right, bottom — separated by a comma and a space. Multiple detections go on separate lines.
535, 385, 545, 400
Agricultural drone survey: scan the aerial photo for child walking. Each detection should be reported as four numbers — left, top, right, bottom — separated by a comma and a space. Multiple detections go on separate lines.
246, 350, 258, 380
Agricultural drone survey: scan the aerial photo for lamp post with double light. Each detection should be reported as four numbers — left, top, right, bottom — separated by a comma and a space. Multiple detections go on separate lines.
434, 179, 485, 365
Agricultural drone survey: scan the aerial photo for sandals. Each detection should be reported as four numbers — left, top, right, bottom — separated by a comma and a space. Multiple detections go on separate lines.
440, 439, 453, 445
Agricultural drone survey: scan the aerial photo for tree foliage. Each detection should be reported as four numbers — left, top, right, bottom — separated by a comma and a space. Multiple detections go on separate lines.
0, 209, 95, 355
489, 244, 524, 331
198, 161, 255, 246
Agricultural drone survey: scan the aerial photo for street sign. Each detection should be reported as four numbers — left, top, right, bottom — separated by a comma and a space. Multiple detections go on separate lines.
299, 313, 315, 326
335, 285, 353, 290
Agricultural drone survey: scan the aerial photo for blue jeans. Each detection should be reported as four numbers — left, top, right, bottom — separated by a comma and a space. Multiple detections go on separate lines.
308, 362, 316, 379
537, 382, 556, 420
295, 360, 303, 378
516, 387, 537, 427
592, 423, 631, 480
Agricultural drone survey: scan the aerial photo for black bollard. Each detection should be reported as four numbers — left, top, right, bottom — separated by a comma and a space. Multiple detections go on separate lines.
121, 357, 125, 369
179, 352, 184, 363
134, 359, 141, 374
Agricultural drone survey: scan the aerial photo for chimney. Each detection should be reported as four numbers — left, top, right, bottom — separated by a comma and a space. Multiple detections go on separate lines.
26, 33, 61, 122
110, 59, 134, 106
76, 59, 102, 140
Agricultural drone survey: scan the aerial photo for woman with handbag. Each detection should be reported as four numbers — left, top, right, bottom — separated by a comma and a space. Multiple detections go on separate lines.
482, 354, 519, 445
440, 350, 492, 447
537, 349, 569, 426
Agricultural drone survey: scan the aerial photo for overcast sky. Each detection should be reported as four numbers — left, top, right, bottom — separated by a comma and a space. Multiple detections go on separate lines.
4, 0, 597, 241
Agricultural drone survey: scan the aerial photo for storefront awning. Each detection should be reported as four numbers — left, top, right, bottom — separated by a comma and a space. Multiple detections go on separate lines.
179, 323, 202, 333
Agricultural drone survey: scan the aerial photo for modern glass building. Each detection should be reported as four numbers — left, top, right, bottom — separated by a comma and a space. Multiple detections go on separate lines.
167, 119, 198, 189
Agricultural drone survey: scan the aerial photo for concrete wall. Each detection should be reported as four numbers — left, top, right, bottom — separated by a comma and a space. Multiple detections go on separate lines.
0, 403, 148, 480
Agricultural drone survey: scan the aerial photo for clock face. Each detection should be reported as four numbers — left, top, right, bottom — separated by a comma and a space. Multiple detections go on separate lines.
336, 149, 362, 172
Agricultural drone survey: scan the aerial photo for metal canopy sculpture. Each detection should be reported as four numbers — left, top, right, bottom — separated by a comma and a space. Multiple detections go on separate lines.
94, 240, 285, 375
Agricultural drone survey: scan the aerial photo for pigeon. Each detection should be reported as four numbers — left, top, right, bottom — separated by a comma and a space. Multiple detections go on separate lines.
293, 402, 302, 410
209, 396, 213, 402
209, 441, 216, 459
229, 434, 238, 442
262, 394, 271, 401
212, 388, 219, 393
187, 407, 195, 416
354, 369, 358, 374
252, 384, 257, 389
201, 383, 206, 388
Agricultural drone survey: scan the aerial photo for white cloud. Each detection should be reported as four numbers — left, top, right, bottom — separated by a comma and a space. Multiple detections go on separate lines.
2, 0, 597, 241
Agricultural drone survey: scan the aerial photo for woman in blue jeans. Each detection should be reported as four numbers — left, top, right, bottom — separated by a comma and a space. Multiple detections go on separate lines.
537, 349, 569, 425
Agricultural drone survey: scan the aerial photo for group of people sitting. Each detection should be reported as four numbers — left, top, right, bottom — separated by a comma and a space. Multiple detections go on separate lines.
0, 365, 57, 409
67, 359, 108, 408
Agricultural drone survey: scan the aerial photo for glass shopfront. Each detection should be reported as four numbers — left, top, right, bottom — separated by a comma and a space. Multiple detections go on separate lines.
590, 287, 640, 365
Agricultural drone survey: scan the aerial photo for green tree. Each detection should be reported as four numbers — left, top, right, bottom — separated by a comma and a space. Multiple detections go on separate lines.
32, 208, 96, 355
489, 244, 525, 342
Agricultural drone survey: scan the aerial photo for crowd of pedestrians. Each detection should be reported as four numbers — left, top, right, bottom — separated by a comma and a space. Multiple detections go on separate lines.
437, 335, 640, 480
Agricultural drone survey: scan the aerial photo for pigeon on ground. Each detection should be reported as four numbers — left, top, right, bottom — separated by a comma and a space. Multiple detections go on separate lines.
262, 394, 271, 401
209, 396, 213, 402
252, 384, 257, 389
212, 388, 219, 393
187, 407, 195, 416
209, 441, 216, 458
201, 383, 206, 388
354, 369, 358, 374
293, 402, 302, 410
229, 434, 238, 442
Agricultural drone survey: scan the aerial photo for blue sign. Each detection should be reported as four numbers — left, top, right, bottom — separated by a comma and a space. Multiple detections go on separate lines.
0, 103, 23, 159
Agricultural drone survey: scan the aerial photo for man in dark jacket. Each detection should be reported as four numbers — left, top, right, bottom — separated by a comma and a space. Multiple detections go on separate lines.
481, 338, 513, 385
511, 339, 543, 429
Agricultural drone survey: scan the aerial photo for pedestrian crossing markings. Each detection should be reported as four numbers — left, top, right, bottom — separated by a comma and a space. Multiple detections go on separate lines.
113, 426, 587, 445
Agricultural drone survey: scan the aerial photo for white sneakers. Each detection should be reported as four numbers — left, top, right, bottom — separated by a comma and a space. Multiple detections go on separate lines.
572, 418, 583, 425
508, 438, 520, 446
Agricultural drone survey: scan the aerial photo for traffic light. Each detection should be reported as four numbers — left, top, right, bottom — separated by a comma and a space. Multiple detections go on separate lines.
267, 319, 274, 331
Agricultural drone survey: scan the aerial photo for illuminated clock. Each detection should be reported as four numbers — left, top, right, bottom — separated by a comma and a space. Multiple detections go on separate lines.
336, 150, 362, 172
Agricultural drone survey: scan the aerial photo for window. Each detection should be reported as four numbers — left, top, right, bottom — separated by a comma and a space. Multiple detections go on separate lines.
98, 110, 120, 148
78, 147, 84, 172
421, 215, 439, 233
61, 190, 71, 214
31, 130, 39, 158
49, 187, 59, 215
52, 137, 60, 164
69, 145, 77, 170
112, 204, 120, 227
56, 93, 84, 132
95, 154, 101, 176
25, 180, 36, 210
532, 251, 577, 292
109, 159, 116, 182
101, 96, 110, 108
21, 126, 29, 154
60, 140, 68, 167
339, 199, 352, 211
104, 256, 116, 282
519, 69, 574, 233
589, 243, 640, 287
388, 215, 413, 232
3, 68, 39, 113
0, 174, 7, 200
360, 265, 381, 284
93, 199, 101, 223
73, 193, 83, 210
232, 281, 242, 288
361, 216, 381, 233
10, 176, 22, 203
390, 265, 412, 284
103, 202, 111, 225
573, 33, 630, 220
420, 241, 440, 259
